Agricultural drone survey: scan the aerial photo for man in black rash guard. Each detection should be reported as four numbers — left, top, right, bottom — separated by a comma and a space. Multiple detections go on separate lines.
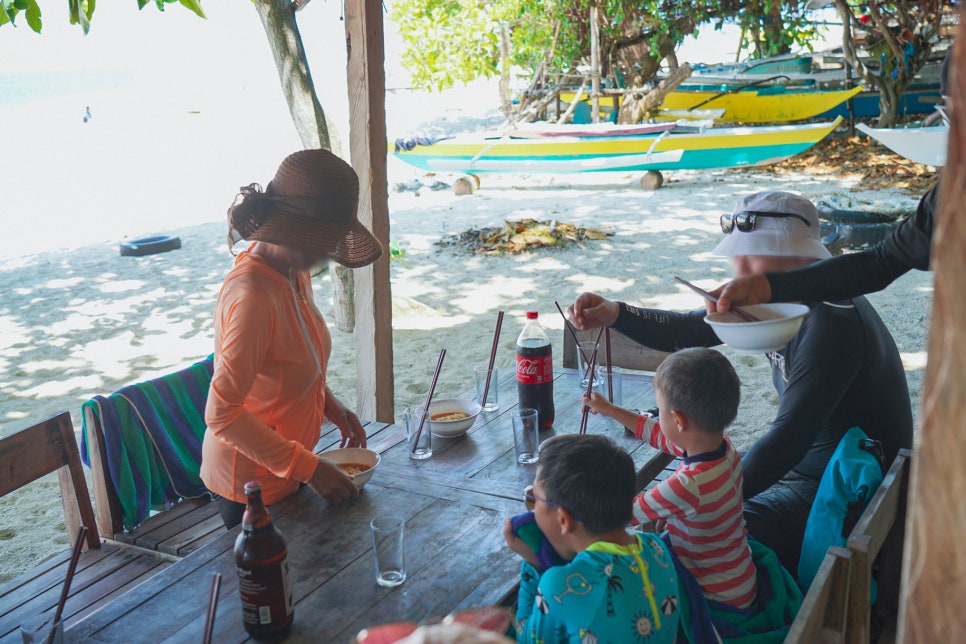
710, 46, 952, 311
568, 191, 913, 574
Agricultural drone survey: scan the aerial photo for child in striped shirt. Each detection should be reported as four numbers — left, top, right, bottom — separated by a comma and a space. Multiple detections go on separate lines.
584, 347, 758, 609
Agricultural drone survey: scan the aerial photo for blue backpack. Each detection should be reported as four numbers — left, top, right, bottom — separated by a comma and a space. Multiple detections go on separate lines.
798, 426, 885, 591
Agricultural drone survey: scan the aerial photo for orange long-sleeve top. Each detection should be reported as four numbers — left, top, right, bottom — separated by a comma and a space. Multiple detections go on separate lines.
202, 248, 331, 505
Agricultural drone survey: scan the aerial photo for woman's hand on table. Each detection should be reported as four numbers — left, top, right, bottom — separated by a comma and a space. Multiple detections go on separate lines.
325, 392, 368, 448
308, 456, 359, 503
568, 293, 619, 331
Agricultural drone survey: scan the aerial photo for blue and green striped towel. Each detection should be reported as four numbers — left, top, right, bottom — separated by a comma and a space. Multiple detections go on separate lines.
80, 356, 213, 531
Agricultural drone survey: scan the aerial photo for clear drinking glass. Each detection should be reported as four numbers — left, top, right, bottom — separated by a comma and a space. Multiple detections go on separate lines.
474, 364, 499, 412
20, 615, 64, 644
404, 405, 433, 460
599, 366, 624, 429
370, 516, 406, 587
512, 408, 540, 464
577, 340, 599, 388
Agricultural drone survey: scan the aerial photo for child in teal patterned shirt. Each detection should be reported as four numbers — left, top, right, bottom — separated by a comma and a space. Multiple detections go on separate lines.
503, 434, 679, 643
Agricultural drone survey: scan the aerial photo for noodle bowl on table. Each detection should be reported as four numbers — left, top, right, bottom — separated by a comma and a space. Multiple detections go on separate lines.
318, 447, 380, 489
427, 399, 482, 438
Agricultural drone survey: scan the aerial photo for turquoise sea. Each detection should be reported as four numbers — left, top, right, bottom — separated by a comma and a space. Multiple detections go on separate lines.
0, 69, 138, 106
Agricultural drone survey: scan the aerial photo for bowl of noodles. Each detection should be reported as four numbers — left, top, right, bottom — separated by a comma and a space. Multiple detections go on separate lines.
428, 399, 482, 438
704, 303, 810, 353
318, 447, 381, 490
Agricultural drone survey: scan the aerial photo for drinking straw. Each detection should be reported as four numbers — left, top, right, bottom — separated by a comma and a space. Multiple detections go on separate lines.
605, 328, 614, 403
481, 311, 504, 407
578, 328, 604, 434
412, 348, 447, 453
48, 525, 87, 644
673, 276, 761, 322
202, 573, 222, 644
554, 301, 594, 366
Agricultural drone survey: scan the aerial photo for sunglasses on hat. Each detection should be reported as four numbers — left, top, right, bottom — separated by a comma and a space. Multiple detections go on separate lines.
720, 210, 812, 234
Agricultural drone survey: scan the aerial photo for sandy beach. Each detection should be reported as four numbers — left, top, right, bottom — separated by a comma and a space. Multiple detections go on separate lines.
0, 3, 933, 584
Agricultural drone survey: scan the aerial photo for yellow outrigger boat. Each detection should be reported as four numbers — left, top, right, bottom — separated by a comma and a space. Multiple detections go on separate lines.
560, 86, 861, 123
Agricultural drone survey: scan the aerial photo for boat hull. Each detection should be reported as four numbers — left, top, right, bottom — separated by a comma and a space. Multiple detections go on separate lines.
658, 87, 862, 122
393, 119, 843, 174
856, 123, 948, 166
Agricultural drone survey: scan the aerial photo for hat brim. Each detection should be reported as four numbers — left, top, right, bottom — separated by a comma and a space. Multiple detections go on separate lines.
249, 214, 383, 268
711, 231, 831, 260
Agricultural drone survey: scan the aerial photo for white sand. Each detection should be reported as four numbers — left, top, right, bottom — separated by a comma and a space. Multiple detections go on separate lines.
0, 2, 932, 585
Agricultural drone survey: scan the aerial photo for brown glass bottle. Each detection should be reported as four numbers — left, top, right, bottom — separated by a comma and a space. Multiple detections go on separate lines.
234, 481, 294, 639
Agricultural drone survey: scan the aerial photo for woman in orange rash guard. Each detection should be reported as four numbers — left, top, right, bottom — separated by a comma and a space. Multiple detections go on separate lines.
203, 149, 383, 529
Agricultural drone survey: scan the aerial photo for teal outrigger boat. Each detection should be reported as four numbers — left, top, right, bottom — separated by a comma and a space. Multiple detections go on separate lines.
393, 118, 842, 175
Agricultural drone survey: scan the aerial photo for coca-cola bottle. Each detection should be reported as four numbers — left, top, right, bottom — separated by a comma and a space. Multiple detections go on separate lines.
234, 481, 294, 639
516, 311, 555, 428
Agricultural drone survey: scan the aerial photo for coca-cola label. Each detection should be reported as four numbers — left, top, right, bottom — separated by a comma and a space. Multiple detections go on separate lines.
516, 353, 553, 384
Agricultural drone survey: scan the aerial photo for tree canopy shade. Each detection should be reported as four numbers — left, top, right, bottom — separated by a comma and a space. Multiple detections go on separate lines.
0, 0, 205, 35
390, 0, 823, 94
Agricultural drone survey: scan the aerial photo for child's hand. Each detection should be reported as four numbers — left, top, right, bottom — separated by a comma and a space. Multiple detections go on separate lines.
581, 391, 611, 416
503, 519, 540, 569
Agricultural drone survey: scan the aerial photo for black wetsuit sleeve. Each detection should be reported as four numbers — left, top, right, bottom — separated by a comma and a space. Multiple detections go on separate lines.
766, 184, 936, 302
741, 308, 865, 500
610, 302, 720, 352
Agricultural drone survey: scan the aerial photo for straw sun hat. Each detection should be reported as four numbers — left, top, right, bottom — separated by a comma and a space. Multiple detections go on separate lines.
228, 149, 383, 268
712, 191, 831, 260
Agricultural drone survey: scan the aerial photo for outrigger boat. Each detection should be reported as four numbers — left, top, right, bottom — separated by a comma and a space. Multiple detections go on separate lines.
856, 122, 948, 167
393, 118, 842, 179
560, 86, 860, 123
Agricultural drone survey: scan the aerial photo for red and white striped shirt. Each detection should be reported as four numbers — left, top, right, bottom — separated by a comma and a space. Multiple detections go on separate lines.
633, 414, 758, 609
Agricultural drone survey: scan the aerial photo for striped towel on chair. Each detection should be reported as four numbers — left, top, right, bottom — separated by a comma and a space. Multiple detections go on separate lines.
81, 356, 214, 531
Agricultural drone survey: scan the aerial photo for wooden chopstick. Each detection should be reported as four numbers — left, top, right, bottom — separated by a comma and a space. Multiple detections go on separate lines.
49, 526, 87, 644
673, 276, 761, 322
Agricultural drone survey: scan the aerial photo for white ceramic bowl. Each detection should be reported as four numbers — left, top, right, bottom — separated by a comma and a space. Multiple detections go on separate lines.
704, 303, 810, 353
428, 399, 482, 438
318, 447, 381, 489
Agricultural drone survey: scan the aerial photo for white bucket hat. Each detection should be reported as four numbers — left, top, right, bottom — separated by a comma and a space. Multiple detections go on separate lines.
711, 191, 831, 260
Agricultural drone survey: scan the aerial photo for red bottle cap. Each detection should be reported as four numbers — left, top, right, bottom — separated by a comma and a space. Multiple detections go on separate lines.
526, 311, 538, 319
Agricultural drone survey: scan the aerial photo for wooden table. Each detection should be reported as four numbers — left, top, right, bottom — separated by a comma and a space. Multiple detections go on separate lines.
67, 370, 661, 643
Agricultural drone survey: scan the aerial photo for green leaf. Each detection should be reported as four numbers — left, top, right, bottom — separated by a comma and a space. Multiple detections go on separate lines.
179, 0, 206, 19
0, 5, 12, 28
137, 0, 150, 9
24, 0, 39, 32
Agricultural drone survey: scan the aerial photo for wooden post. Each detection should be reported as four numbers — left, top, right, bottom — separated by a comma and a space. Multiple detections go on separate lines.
897, 29, 966, 642
589, 6, 600, 124
344, 0, 394, 423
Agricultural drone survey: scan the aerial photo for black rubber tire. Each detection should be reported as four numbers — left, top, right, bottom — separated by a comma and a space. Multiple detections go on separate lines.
119, 235, 182, 257
816, 206, 900, 225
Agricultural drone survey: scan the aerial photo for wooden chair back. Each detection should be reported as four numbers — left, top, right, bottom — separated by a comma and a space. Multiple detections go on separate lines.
82, 405, 127, 540
0, 412, 99, 551
786, 546, 853, 643
845, 448, 912, 642
561, 327, 670, 372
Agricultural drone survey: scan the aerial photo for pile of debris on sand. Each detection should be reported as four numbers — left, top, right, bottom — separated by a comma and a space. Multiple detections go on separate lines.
436, 219, 613, 255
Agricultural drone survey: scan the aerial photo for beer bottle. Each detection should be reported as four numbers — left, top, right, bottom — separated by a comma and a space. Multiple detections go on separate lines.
234, 481, 294, 638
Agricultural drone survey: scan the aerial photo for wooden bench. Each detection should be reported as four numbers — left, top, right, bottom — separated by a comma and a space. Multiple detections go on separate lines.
0, 413, 172, 640
846, 448, 912, 643
561, 326, 670, 373
786, 546, 853, 643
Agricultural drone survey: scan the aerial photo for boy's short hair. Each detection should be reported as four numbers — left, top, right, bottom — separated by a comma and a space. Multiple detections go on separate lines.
537, 434, 635, 534
654, 347, 740, 433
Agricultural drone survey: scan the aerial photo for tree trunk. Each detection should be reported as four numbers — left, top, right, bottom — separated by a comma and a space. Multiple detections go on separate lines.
252, 0, 340, 153
617, 64, 693, 124
253, 0, 355, 332
897, 28, 966, 642
499, 22, 513, 119
876, 78, 900, 129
